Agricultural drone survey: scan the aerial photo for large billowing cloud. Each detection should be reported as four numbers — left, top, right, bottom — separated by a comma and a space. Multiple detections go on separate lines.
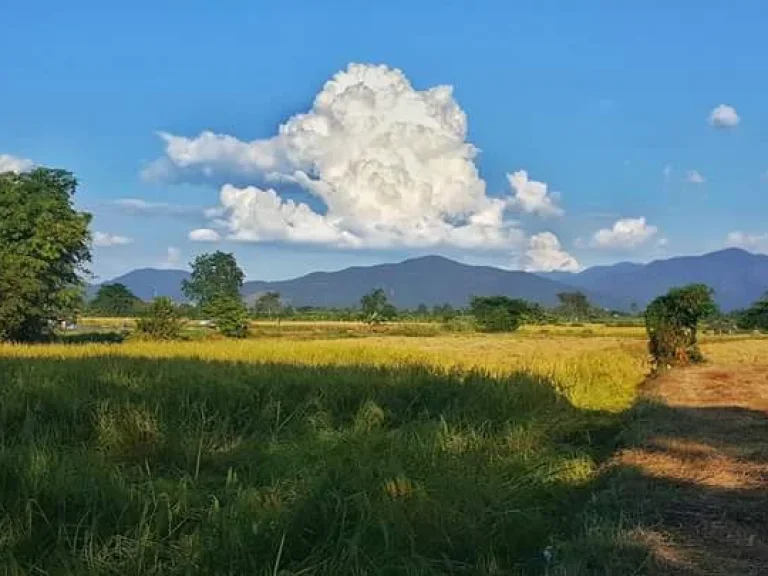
521, 232, 579, 271
0, 154, 34, 173
145, 63, 565, 253
591, 217, 658, 249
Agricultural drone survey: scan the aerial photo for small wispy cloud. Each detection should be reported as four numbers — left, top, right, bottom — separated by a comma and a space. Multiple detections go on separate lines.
684, 170, 706, 184
93, 231, 133, 247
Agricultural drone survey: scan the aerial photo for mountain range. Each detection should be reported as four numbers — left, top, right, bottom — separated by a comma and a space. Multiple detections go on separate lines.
89, 248, 768, 312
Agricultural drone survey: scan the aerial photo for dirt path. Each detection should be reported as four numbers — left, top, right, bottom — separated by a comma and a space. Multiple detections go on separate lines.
616, 364, 768, 574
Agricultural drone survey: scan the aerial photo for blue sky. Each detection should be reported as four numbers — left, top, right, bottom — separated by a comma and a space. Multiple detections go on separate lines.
2, 0, 767, 281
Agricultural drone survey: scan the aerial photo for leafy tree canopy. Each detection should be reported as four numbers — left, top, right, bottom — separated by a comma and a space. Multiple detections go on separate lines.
470, 296, 534, 332
0, 168, 91, 341
736, 292, 768, 332
253, 291, 283, 319
90, 283, 141, 316
360, 288, 397, 324
182, 251, 244, 311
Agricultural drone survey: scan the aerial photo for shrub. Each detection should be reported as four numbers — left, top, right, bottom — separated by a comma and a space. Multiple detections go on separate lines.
135, 297, 184, 340
645, 284, 716, 370
208, 296, 250, 338
470, 296, 532, 332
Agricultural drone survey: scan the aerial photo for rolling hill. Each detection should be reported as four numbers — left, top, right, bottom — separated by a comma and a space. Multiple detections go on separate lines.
542, 248, 768, 311
240, 255, 618, 309
89, 256, 617, 309
89, 248, 768, 311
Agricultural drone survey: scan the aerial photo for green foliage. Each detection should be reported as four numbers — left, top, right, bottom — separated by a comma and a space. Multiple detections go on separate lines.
556, 291, 592, 321
182, 251, 244, 311
208, 296, 250, 338
135, 297, 184, 340
470, 296, 533, 332
252, 291, 283, 320
360, 288, 397, 324
645, 284, 717, 368
90, 283, 141, 316
433, 303, 457, 321
0, 168, 92, 341
736, 293, 768, 332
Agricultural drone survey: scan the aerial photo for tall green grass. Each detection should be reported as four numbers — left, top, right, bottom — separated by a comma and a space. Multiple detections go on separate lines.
0, 353, 629, 575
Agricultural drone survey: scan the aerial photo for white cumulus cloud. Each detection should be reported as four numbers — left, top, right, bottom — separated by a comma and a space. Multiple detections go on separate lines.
507, 170, 563, 217
189, 228, 222, 242
591, 217, 658, 249
0, 154, 34, 173
685, 170, 706, 184
146, 63, 553, 252
93, 231, 133, 247
725, 231, 768, 251
708, 104, 740, 128
521, 231, 579, 272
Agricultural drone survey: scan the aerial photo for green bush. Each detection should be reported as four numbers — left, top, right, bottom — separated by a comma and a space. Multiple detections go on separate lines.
135, 297, 184, 340
645, 284, 716, 369
208, 296, 250, 338
470, 296, 532, 332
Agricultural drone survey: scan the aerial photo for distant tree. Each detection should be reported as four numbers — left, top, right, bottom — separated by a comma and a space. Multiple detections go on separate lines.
183, 251, 249, 337
556, 291, 591, 321
208, 296, 250, 338
645, 284, 717, 369
253, 291, 283, 320
360, 288, 397, 324
433, 303, 457, 322
0, 168, 91, 341
90, 283, 141, 316
182, 251, 244, 312
629, 301, 640, 316
136, 297, 184, 340
470, 296, 532, 332
416, 303, 429, 316
737, 293, 768, 332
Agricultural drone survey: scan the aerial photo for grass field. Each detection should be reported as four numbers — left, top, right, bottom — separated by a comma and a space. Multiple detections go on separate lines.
0, 330, 765, 574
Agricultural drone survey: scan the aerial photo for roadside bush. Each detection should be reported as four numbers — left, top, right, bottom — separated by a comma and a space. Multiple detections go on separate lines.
135, 297, 184, 340
645, 284, 716, 370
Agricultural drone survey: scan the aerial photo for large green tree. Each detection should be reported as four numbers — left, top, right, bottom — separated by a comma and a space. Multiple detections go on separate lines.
90, 283, 141, 316
360, 288, 397, 324
182, 251, 249, 337
182, 251, 244, 311
0, 168, 91, 341
556, 291, 591, 321
470, 296, 533, 332
253, 291, 283, 320
737, 293, 768, 332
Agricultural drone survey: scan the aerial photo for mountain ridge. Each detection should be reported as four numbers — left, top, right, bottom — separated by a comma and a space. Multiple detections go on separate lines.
89, 248, 768, 311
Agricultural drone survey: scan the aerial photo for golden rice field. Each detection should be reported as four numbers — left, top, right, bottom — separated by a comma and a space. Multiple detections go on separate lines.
0, 330, 765, 574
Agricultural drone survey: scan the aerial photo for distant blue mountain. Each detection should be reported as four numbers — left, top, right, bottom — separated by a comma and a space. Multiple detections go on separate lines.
240, 255, 620, 310
88, 268, 191, 302
89, 248, 768, 312
541, 248, 768, 311
89, 256, 617, 309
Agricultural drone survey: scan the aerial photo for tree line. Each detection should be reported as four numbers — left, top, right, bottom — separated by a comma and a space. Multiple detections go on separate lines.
2, 167, 768, 347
